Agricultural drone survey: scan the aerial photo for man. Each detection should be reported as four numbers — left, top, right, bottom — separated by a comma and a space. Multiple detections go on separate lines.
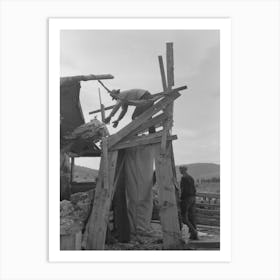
104, 88, 155, 133
179, 165, 198, 240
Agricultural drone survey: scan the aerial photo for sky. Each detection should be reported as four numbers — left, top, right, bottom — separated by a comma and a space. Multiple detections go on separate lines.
60, 30, 220, 169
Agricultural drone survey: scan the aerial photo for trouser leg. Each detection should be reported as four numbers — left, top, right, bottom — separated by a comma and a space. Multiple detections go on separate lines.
181, 197, 198, 238
132, 92, 155, 133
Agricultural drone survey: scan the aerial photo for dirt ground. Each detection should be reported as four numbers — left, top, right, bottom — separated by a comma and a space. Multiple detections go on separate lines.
105, 222, 220, 250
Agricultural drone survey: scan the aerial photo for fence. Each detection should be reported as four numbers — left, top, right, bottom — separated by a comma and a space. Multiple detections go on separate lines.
196, 192, 220, 227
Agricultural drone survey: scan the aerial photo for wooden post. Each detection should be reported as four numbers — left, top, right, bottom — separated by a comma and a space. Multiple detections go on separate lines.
98, 88, 106, 122
160, 42, 175, 154
86, 147, 118, 250
158, 56, 167, 92
155, 141, 181, 249
70, 156, 75, 184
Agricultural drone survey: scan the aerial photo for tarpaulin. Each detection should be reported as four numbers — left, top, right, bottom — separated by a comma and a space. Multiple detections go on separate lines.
125, 145, 155, 234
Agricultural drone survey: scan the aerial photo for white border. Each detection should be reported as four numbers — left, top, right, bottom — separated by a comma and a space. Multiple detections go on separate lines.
49, 18, 231, 262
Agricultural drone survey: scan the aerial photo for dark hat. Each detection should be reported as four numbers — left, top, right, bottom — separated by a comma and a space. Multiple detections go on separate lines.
110, 89, 120, 100
179, 165, 188, 171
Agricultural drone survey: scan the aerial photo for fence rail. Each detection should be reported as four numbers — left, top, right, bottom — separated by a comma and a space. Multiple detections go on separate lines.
196, 192, 220, 227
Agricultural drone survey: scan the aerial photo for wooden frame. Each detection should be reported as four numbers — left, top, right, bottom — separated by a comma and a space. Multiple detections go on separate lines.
84, 42, 187, 250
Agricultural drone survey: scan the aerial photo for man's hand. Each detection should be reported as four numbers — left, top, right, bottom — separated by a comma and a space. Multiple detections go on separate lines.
112, 120, 119, 128
104, 116, 111, 124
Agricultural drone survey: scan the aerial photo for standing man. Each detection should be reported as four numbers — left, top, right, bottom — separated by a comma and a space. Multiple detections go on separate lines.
104, 89, 155, 133
179, 165, 198, 240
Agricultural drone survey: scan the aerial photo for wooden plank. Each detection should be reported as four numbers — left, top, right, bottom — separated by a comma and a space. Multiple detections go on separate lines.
60, 74, 114, 86
60, 230, 82, 250
196, 203, 220, 210
166, 42, 174, 87
196, 208, 220, 215
155, 142, 181, 249
160, 124, 169, 155
158, 56, 168, 92
188, 240, 220, 250
161, 42, 175, 154
89, 105, 114, 115
108, 92, 180, 149
98, 88, 106, 122
86, 150, 118, 249
70, 157, 74, 184
112, 134, 177, 151
196, 192, 220, 199
102, 137, 109, 190
124, 112, 167, 139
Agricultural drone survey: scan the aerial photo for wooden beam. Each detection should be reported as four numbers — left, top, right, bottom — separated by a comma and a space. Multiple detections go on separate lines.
89, 105, 114, 115
155, 142, 181, 249
70, 157, 75, 184
166, 42, 174, 87
125, 112, 168, 139
102, 137, 109, 190
60, 74, 114, 86
112, 133, 177, 151
158, 56, 168, 92
108, 92, 181, 149
161, 42, 175, 154
86, 150, 118, 249
98, 88, 105, 122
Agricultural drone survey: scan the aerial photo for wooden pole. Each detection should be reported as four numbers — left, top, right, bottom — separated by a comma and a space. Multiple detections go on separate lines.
86, 149, 118, 250
160, 42, 175, 154
155, 142, 181, 249
158, 56, 168, 92
70, 157, 75, 184
98, 88, 106, 122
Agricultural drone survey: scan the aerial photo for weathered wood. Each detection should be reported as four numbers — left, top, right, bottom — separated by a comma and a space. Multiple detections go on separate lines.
60, 74, 114, 86
102, 137, 109, 190
108, 92, 180, 149
86, 150, 118, 250
60, 230, 82, 250
196, 203, 220, 210
70, 157, 75, 184
166, 42, 174, 87
196, 208, 220, 215
98, 88, 106, 122
160, 124, 169, 155
112, 133, 177, 151
196, 192, 220, 199
161, 43, 175, 154
89, 105, 115, 115
158, 55, 168, 92
155, 142, 181, 249
124, 112, 168, 139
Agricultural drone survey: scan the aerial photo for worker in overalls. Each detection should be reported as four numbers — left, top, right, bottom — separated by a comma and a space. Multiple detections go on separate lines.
104, 89, 155, 133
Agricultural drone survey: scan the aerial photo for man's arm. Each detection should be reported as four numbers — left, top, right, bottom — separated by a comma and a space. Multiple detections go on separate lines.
112, 104, 128, 128
104, 101, 122, 123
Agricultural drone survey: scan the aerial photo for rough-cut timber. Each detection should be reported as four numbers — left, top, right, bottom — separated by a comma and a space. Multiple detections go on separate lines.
155, 142, 181, 249
112, 133, 177, 151
60, 74, 114, 87
86, 150, 118, 250
108, 92, 180, 149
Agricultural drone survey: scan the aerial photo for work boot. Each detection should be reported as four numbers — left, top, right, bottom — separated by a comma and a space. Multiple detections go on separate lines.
189, 233, 199, 240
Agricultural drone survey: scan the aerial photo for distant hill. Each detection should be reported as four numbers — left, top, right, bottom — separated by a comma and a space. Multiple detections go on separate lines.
73, 162, 220, 185
175, 163, 220, 193
175, 163, 220, 181
73, 165, 98, 182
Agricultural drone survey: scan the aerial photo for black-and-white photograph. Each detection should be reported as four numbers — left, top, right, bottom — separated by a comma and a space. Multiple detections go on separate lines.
59, 28, 221, 251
